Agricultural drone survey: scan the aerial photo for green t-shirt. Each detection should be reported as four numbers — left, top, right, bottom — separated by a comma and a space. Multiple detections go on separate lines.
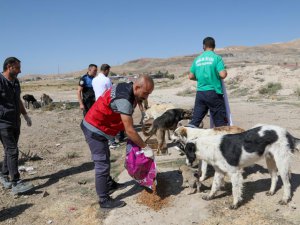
190, 51, 225, 94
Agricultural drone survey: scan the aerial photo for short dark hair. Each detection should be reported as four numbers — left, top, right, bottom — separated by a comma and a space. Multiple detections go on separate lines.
89, 64, 97, 68
3, 57, 21, 71
100, 64, 111, 71
203, 37, 216, 49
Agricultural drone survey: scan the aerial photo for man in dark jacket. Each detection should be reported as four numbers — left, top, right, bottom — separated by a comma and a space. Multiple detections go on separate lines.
0, 57, 34, 194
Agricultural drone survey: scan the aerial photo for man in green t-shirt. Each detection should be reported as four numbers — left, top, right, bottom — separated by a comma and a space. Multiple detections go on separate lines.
188, 37, 228, 127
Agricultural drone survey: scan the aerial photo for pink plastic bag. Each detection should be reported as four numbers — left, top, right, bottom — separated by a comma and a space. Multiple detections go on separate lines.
125, 140, 157, 189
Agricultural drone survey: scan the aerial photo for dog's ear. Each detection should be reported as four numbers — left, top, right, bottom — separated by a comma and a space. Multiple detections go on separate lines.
185, 142, 197, 164
179, 127, 187, 138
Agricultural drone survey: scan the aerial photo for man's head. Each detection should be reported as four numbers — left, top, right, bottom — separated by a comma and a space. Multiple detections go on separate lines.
88, 64, 97, 77
3, 57, 21, 80
203, 37, 215, 51
133, 75, 154, 102
100, 64, 111, 76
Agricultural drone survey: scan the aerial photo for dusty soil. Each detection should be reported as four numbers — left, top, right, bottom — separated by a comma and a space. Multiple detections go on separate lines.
1, 77, 300, 225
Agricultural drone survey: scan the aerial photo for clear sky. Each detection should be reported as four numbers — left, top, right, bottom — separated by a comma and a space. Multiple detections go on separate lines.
1, 0, 299, 75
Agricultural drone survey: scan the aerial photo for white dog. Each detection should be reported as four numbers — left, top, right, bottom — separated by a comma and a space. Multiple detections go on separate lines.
171, 126, 245, 181
184, 124, 300, 209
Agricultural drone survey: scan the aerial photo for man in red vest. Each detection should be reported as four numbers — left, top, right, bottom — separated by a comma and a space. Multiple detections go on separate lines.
81, 75, 155, 209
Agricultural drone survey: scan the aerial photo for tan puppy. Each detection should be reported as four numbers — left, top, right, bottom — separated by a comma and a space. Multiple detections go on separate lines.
179, 165, 201, 195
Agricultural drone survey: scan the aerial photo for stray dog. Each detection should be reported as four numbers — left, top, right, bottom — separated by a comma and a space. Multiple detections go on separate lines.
184, 124, 300, 209
171, 125, 245, 181
143, 108, 192, 155
40, 93, 53, 106
179, 164, 201, 194
23, 94, 38, 109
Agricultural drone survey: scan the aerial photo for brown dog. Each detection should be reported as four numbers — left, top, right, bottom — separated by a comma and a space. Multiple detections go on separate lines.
143, 108, 192, 155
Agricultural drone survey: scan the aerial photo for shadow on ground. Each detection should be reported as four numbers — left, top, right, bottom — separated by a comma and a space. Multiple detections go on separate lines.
0, 204, 33, 222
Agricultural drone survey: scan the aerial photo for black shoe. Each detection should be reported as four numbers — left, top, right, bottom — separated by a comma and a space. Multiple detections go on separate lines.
99, 196, 126, 209
108, 180, 126, 195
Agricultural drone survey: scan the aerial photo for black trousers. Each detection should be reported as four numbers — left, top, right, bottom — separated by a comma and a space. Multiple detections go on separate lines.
0, 127, 20, 182
190, 90, 228, 127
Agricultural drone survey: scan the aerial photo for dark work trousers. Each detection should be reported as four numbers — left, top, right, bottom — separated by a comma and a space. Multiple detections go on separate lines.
190, 90, 228, 127
81, 122, 111, 200
0, 127, 20, 182
83, 100, 95, 116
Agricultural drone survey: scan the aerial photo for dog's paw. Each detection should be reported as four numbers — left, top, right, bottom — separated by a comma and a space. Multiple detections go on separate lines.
266, 191, 274, 196
187, 188, 197, 195
229, 204, 239, 210
278, 198, 291, 205
202, 195, 213, 201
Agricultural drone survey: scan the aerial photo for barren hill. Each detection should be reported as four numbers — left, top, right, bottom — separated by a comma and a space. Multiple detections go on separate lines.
21, 39, 300, 80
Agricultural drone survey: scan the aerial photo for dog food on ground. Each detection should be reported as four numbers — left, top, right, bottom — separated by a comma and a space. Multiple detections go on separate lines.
137, 175, 170, 211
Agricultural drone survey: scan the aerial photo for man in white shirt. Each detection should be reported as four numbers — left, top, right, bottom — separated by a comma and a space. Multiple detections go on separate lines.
92, 64, 112, 100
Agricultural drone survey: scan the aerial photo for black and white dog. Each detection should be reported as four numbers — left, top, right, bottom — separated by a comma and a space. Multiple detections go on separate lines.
184, 124, 300, 209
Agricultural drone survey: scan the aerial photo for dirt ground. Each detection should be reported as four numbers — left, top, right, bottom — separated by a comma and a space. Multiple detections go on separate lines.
1, 84, 300, 225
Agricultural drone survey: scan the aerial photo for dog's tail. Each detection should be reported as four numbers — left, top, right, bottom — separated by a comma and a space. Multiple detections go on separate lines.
289, 133, 300, 152
294, 138, 300, 152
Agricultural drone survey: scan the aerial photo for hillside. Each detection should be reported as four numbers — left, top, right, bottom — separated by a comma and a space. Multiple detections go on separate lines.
21, 39, 300, 81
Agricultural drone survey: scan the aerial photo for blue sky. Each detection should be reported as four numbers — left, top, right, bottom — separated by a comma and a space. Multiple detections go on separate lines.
1, 0, 299, 75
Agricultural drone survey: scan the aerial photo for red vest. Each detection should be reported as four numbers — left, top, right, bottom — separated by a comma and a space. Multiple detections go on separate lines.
85, 83, 135, 136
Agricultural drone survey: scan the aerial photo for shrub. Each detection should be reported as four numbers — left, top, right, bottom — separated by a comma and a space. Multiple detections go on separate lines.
259, 82, 282, 95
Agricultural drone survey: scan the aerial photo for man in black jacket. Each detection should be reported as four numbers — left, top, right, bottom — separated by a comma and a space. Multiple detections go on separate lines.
0, 57, 34, 194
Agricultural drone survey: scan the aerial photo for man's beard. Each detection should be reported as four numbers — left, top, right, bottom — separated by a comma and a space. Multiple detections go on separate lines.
9, 72, 18, 79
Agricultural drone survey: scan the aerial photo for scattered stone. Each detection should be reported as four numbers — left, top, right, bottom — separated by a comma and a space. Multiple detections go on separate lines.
47, 220, 53, 224
55, 143, 61, 147
275, 208, 280, 212
69, 207, 77, 211
78, 180, 87, 185
290, 203, 297, 210
42, 191, 50, 197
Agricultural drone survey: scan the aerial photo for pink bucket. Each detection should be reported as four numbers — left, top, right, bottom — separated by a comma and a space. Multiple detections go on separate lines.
125, 140, 157, 189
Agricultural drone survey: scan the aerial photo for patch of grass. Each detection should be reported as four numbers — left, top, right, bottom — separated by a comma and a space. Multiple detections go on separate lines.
66, 152, 80, 159
259, 82, 282, 95
231, 88, 250, 97
176, 87, 196, 96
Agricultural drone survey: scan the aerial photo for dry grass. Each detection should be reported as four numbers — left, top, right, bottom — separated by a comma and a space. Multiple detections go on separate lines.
259, 82, 282, 95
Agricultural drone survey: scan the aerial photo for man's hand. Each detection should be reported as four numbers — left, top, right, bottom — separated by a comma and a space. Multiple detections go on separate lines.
142, 145, 154, 159
79, 103, 85, 110
23, 114, 32, 127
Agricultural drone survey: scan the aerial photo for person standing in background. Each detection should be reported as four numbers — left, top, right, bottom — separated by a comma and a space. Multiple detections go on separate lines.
0, 57, 34, 194
77, 64, 98, 116
188, 37, 228, 127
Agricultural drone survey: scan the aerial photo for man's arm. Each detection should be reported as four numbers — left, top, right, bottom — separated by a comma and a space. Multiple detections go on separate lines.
121, 114, 147, 148
219, 70, 227, 79
77, 86, 84, 110
19, 99, 32, 126
188, 73, 196, 81
19, 99, 27, 115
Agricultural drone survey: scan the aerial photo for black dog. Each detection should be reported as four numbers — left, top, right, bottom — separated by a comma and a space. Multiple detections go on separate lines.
23, 94, 39, 109
143, 108, 192, 154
